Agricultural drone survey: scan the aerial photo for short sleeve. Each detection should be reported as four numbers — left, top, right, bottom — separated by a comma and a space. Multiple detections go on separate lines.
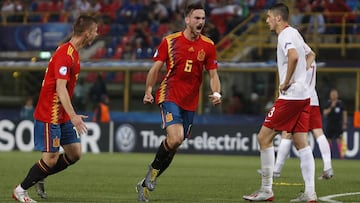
205, 43, 218, 71
279, 30, 296, 57
52, 50, 73, 81
153, 38, 168, 62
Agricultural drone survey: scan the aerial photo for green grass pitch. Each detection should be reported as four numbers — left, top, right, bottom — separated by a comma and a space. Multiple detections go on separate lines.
1, 151, 359, 202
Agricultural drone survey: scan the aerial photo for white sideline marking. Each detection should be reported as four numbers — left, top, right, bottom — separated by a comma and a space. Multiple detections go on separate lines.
319, 192, 360, 203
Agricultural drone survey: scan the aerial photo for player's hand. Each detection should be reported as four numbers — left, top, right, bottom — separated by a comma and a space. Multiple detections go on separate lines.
71, 114, 88, 135
279, 82, 292, 95
143, 93, 154, 104
208, 92, 221, 105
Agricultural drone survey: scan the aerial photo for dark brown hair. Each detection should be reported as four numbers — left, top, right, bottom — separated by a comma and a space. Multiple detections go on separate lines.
73, 15, 98, 36
184, 2, 205, 17
269, 3, 289, 21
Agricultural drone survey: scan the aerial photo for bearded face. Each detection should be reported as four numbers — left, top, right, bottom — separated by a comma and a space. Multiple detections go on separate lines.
83, 23, 98, 47
185, 9, 205, 40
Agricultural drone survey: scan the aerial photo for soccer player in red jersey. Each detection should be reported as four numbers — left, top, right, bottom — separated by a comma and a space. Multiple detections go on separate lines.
136, 3, 221, 202
13, 15, 98, 203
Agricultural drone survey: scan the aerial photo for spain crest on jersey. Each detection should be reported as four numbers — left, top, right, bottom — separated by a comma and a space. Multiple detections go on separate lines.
197, 49, 205, 61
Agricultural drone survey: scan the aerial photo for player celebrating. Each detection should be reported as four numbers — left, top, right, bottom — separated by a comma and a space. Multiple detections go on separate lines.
136, 2, 221, 202
12, 15, 98, 203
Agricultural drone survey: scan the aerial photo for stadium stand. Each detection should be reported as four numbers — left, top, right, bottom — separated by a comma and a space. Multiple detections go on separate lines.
0, 0, 260, 60
2, 0, 359, 62
1, 0, 360, 114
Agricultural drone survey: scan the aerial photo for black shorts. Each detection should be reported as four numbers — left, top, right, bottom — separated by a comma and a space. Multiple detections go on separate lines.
325, 127, 343, 139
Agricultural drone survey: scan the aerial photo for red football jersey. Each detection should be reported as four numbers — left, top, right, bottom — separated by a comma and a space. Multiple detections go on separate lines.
154, 32, 218, 111
34, 42, 80, 124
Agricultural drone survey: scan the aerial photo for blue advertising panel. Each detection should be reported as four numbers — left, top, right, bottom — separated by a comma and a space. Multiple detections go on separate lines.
1, 119, 359, 160
0, 23, 71, 51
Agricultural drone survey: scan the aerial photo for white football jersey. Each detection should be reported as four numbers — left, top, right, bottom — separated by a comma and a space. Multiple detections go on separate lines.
277, 27, 311, 100
306, 61, 319, 106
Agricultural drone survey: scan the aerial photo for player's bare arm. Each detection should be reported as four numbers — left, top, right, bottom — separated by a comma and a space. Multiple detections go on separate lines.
144, 61, 164, 104
305, 50, 316, 70
208, 69, 221, 105
56, 79, 87, 134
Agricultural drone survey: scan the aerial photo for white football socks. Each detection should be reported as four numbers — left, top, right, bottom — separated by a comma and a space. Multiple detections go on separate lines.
260, 146, 275, 192
316, 134, 332, 171
274, 138, 292, 174
298, 146, 315, 194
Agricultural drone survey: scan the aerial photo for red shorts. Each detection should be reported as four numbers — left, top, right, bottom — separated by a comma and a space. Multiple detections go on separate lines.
309, 106, 322, 130
263, 98, 310, 133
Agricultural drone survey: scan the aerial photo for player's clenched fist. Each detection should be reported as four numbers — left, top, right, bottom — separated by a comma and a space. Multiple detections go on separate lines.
143, 93, 154, 104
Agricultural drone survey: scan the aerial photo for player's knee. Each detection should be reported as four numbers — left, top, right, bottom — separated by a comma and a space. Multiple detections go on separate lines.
166, 137, 182, 150
65, 152, 81, 165
257, 135, 273, 148
69, 154, 81, 165
43, 157, 58, 168
42, 154, 60, 167
293, 140, 308, 150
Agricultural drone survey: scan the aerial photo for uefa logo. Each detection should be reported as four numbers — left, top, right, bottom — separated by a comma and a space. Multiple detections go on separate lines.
115, 124, 136, 152
27, 27, 42, 48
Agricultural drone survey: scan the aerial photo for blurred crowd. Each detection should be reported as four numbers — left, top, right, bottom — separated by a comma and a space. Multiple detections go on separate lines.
1, 0, 359, 60
1, 0, 273, 60
291, 0, 360, 41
